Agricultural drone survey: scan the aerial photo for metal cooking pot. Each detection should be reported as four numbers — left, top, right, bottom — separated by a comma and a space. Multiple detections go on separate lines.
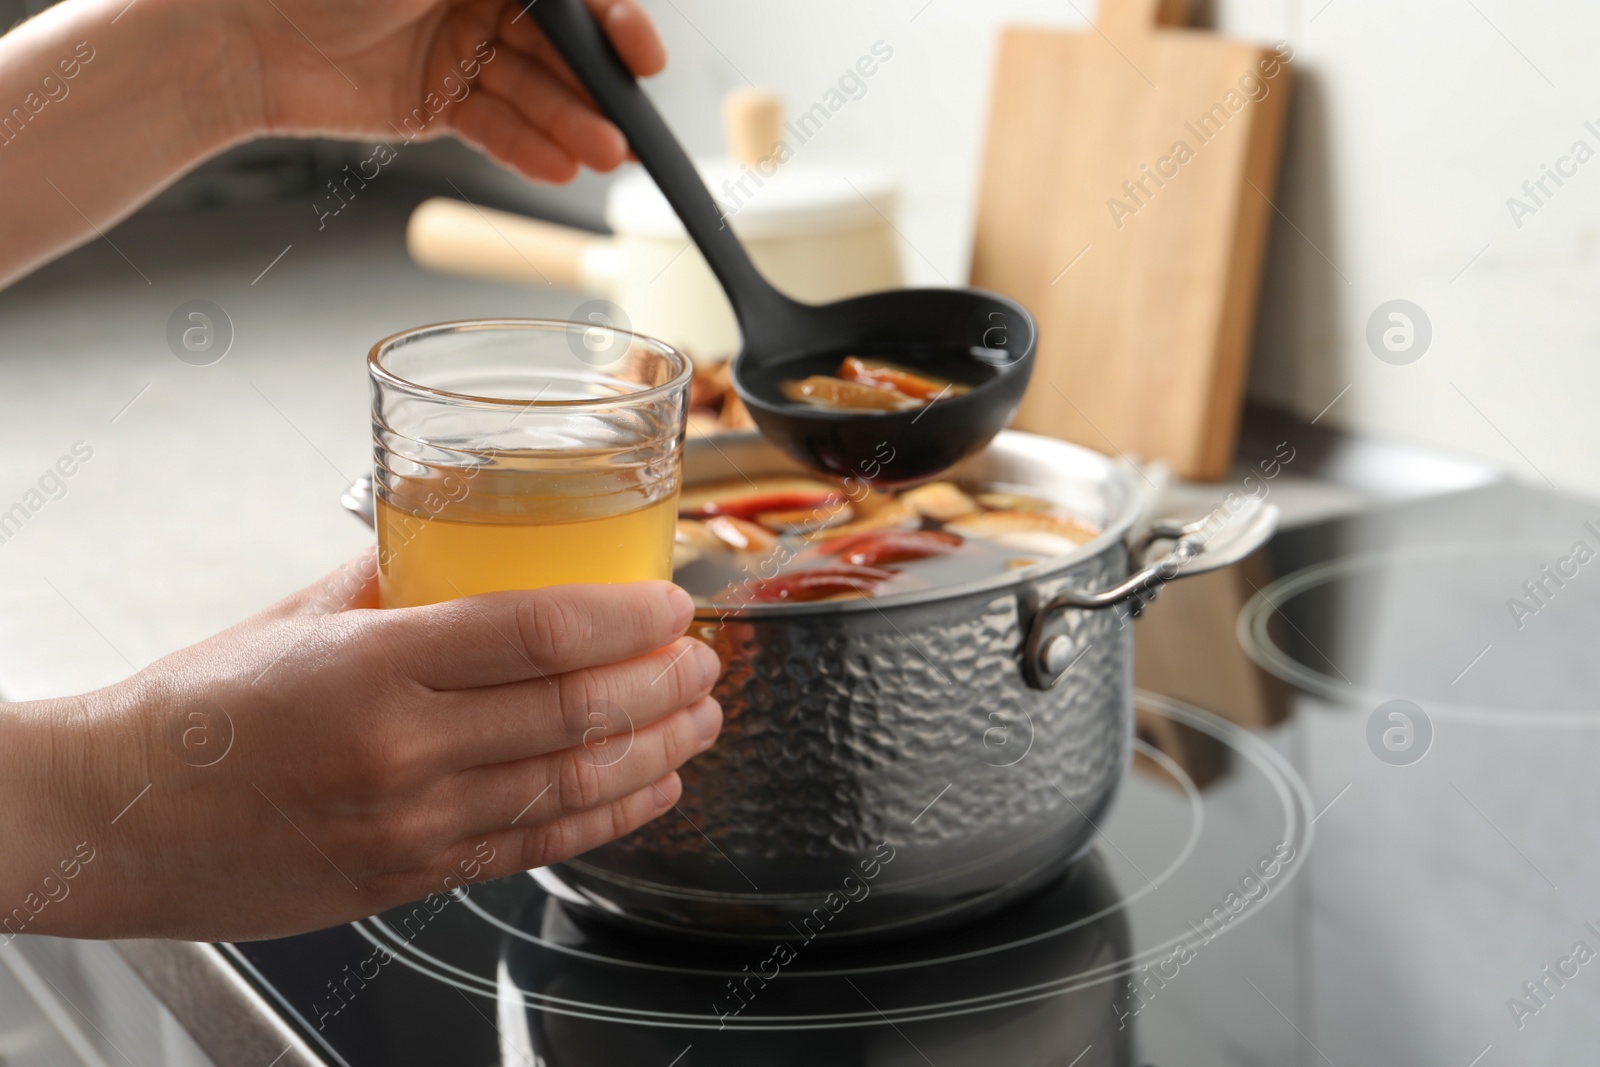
540, 431, 1275, 942
342, 431, 1276, 943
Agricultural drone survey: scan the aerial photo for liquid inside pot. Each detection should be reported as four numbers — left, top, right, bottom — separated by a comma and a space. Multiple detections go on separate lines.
672, 476, 1101, 605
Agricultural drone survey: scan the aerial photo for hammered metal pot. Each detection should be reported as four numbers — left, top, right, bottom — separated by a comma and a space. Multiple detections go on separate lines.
341, 432, 1274, 942
533, 431, 1277, 942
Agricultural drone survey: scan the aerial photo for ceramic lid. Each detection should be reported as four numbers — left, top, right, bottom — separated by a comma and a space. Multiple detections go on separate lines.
604, 160, 898, 241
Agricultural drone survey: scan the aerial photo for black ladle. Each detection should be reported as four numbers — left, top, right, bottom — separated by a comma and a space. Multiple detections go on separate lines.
527, 0, 1036, 485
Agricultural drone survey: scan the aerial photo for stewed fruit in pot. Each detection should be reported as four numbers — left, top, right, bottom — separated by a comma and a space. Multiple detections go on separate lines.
673, 475, 1099, 605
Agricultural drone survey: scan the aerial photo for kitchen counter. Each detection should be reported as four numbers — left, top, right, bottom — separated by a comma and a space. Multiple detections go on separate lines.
0, 190, 1503, 1065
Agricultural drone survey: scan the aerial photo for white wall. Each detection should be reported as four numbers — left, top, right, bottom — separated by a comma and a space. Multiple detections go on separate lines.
637, 0, 1600, 498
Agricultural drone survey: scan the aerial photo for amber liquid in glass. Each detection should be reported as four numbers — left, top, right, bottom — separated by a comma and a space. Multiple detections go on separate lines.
377, 462, 677, 609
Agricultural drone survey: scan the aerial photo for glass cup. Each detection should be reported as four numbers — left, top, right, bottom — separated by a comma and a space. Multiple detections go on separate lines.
368, 319, 691, 609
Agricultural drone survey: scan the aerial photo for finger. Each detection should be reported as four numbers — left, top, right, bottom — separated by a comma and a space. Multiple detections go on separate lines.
433, 637, 720, 769
586, 0, 667, 77
377, 580, 694, 689
499, 0, 665, 89
476, 51, 627, 171
499, 6, 593, 101
448, 696, 718, 836
450, 772, 683, 877
448, 90, 580, 182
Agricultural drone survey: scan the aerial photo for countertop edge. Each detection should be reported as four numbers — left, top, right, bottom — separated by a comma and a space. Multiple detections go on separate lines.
112, 939, 326, 1067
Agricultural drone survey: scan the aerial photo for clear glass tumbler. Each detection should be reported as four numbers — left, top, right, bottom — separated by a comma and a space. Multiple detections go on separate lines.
368, 319, 691, 609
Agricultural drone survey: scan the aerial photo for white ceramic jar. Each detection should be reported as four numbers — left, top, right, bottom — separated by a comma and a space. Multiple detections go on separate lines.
407, 92, 903, 365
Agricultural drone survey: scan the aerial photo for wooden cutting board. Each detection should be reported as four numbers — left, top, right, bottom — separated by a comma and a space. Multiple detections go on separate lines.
971, 0, 1291, 480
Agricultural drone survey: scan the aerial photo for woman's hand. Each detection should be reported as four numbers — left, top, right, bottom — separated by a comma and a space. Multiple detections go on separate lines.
230, 0, 664, 181
0, 0, 663, 286
1, 553, 721, 942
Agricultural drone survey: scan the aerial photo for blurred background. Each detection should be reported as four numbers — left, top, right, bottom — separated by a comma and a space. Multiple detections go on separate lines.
6, 0, 1591, 492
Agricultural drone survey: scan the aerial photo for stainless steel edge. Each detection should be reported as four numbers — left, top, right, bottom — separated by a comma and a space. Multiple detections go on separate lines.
112, 940, 328, 1067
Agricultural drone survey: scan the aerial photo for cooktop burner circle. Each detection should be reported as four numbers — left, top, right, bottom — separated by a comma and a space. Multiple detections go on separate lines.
461, 733, 1201, 978
343, 692, 1312, 1035
1239, 542, 1600, 725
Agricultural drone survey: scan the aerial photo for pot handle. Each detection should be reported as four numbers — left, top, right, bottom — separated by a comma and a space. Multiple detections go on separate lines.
343, 477, 376, 529
1021, 497, 1279, 689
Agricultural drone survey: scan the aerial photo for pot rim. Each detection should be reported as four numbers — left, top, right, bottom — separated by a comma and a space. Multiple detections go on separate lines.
688, 429, 1144, 620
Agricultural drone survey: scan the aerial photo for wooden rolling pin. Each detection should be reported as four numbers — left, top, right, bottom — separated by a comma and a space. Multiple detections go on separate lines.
406, 198, 599, 289
407, 90, 787, 292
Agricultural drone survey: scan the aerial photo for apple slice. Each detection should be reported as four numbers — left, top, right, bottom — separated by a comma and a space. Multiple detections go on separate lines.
804, 498, 919, 543
780, 375, 922, 412
838, 357, 971, 402
902, 481, 980, 522
705, 515, 780, 554
946, 511, 1099, 556
680, 476, 845, 521
739, 564, 897, 603
820, 529, 963, 567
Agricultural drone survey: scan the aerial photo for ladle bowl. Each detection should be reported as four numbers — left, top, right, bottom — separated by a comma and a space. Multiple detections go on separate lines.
730, 285, 1035, 482
526, 0, 1036, 484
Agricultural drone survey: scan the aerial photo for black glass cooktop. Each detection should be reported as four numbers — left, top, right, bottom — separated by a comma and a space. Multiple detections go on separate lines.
228, 481, 1600, 1065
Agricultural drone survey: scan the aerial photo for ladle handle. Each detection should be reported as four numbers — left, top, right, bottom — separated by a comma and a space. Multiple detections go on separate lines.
524, 0, 800, 344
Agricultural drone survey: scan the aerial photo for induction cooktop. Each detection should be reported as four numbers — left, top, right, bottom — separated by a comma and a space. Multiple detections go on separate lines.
228, 693, 1308, 1067
226, 481, 1600, 1065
